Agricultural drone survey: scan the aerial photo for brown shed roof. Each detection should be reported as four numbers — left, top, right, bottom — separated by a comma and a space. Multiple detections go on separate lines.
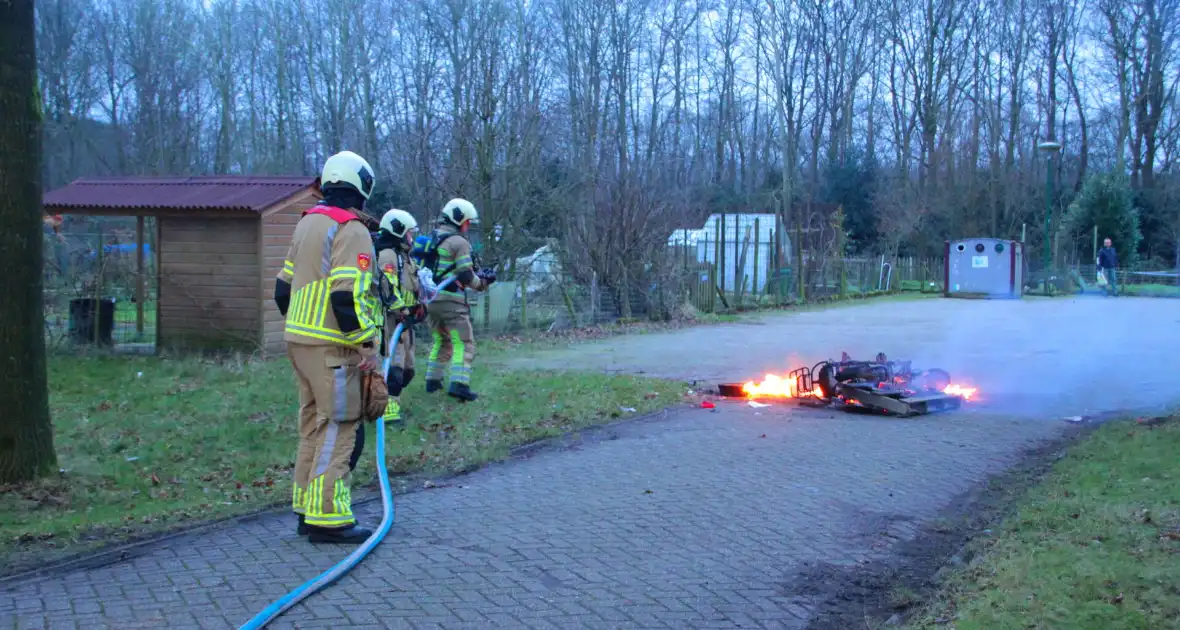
43, 176, 320, 213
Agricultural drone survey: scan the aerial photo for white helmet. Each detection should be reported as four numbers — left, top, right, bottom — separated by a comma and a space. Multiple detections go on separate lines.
320, 150, 375, 200
379, 209, 418, 238
440, 198, 479, 227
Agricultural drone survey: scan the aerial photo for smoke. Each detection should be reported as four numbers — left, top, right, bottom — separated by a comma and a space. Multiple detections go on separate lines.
726, 296, 1179, 419
908, 296, 1178, 418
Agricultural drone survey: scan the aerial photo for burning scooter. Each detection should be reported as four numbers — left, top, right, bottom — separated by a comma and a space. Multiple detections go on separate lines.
720, 352, 977, 417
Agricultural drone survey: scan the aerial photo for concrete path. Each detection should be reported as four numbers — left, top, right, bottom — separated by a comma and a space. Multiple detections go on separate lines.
506, 295, 1180, 418
2, 296, 1174, 630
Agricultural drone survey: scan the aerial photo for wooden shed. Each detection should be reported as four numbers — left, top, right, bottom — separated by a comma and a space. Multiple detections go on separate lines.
43, 176, 376, 355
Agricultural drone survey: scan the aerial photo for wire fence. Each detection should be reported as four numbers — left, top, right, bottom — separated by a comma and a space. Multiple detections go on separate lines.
667, 224, 946, 314
40, 221, 947, 353
457, 252, 946, 336
43, 226, 158, 351
1061, 264, 1180, 297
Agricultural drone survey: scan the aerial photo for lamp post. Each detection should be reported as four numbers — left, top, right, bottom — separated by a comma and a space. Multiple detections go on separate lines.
1037, 141, 1062, 290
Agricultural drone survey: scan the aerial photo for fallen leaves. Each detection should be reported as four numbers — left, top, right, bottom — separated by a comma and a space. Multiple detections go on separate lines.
246, 411, 274, 423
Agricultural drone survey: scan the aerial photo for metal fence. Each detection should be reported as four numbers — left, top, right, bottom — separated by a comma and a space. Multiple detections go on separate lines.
457, 252, 947, 336
43, 226, 158, 350
669, 228, 945, 314
1063, 264, 1180, 297
40, 222, 946, 353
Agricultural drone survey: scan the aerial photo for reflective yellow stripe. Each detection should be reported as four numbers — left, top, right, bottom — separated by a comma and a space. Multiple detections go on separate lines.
285, 277, 376, 344
292, 484, 307, 514
383, 268, 407, 311
304, 476, 355, 527
279, 259, 295, 281
453, 254, 474, 271
381, 256, 420, 311
310, 281, 328, 327
330, 267, 360, 282
353, 268, 377, 332
344, 326, 377, 344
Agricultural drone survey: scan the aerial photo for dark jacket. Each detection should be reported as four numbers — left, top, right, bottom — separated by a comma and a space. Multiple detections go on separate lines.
1098, 246, 1118, 269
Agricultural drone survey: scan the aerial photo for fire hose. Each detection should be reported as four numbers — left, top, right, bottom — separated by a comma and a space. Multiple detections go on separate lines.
239, 276, 458, 630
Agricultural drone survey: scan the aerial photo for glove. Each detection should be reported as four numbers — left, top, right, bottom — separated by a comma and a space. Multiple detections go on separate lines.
359, 371, 390, 423
358, 340, 379, 371
477, 268, 497, 285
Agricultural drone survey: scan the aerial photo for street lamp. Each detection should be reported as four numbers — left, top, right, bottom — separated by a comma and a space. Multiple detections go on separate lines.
1038, 140, 1062, 290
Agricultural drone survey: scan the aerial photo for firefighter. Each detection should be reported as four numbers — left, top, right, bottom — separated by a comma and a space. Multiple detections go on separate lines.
374, 208, 425, 424
272, 150, 381, 544
420, 198, 496, 401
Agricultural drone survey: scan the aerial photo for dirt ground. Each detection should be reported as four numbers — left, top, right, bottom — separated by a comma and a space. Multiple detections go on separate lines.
503, 295, 1180, 419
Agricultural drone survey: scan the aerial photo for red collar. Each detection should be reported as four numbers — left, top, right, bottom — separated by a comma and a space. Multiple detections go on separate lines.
304, 205, 360, 224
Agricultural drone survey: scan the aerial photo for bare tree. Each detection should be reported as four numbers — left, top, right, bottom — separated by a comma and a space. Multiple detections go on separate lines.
29, 0, 1180, 282
36, 0, 98, 187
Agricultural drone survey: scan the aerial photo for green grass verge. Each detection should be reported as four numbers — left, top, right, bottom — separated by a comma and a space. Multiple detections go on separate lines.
0, 346, 685, 565
910, 418, 1180, 629
1120, 283, 1180, 298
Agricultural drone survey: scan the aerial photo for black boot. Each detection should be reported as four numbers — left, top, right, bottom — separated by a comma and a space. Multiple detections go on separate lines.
425, 379, 443, 393
448, 382, 478, 402
307, 524, 373, 544
296, 514, 309, 536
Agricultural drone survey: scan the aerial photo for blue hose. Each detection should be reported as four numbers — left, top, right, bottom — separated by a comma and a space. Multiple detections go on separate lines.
239, 276, 458, 629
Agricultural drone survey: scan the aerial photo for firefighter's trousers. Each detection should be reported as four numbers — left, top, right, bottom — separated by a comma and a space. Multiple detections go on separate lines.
287, 342, 365, 529
425, 299, 475, 386
381, 320, 416, 420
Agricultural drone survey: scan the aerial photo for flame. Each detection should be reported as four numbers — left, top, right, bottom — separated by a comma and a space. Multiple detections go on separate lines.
943, 384, 978, 401
741, 374, 823, 398
741, 374, 796, 397
742, 371, 978, 403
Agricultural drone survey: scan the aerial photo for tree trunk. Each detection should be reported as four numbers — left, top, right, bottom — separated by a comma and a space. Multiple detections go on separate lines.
0, 0, 57, 483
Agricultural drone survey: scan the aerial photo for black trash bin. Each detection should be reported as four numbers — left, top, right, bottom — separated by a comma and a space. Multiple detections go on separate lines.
68, 298, 117, 345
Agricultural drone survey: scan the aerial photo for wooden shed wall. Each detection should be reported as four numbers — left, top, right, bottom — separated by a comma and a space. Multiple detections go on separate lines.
158, 216, 261, 351
260, 190, 322, 355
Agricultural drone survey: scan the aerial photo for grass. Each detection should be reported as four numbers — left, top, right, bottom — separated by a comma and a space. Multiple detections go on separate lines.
0, 344, 686, 568
1119, 283, 1180, 298
910, 417, 1180, 630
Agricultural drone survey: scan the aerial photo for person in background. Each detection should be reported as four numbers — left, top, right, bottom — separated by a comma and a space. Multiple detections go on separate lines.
374, 209, 425, 425
418, 198, 496, 401
1097, 237, 1118, 296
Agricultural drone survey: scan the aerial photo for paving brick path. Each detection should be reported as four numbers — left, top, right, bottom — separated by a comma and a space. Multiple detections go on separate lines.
4, 296, 1173, 629
0, 407, 1062, 630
